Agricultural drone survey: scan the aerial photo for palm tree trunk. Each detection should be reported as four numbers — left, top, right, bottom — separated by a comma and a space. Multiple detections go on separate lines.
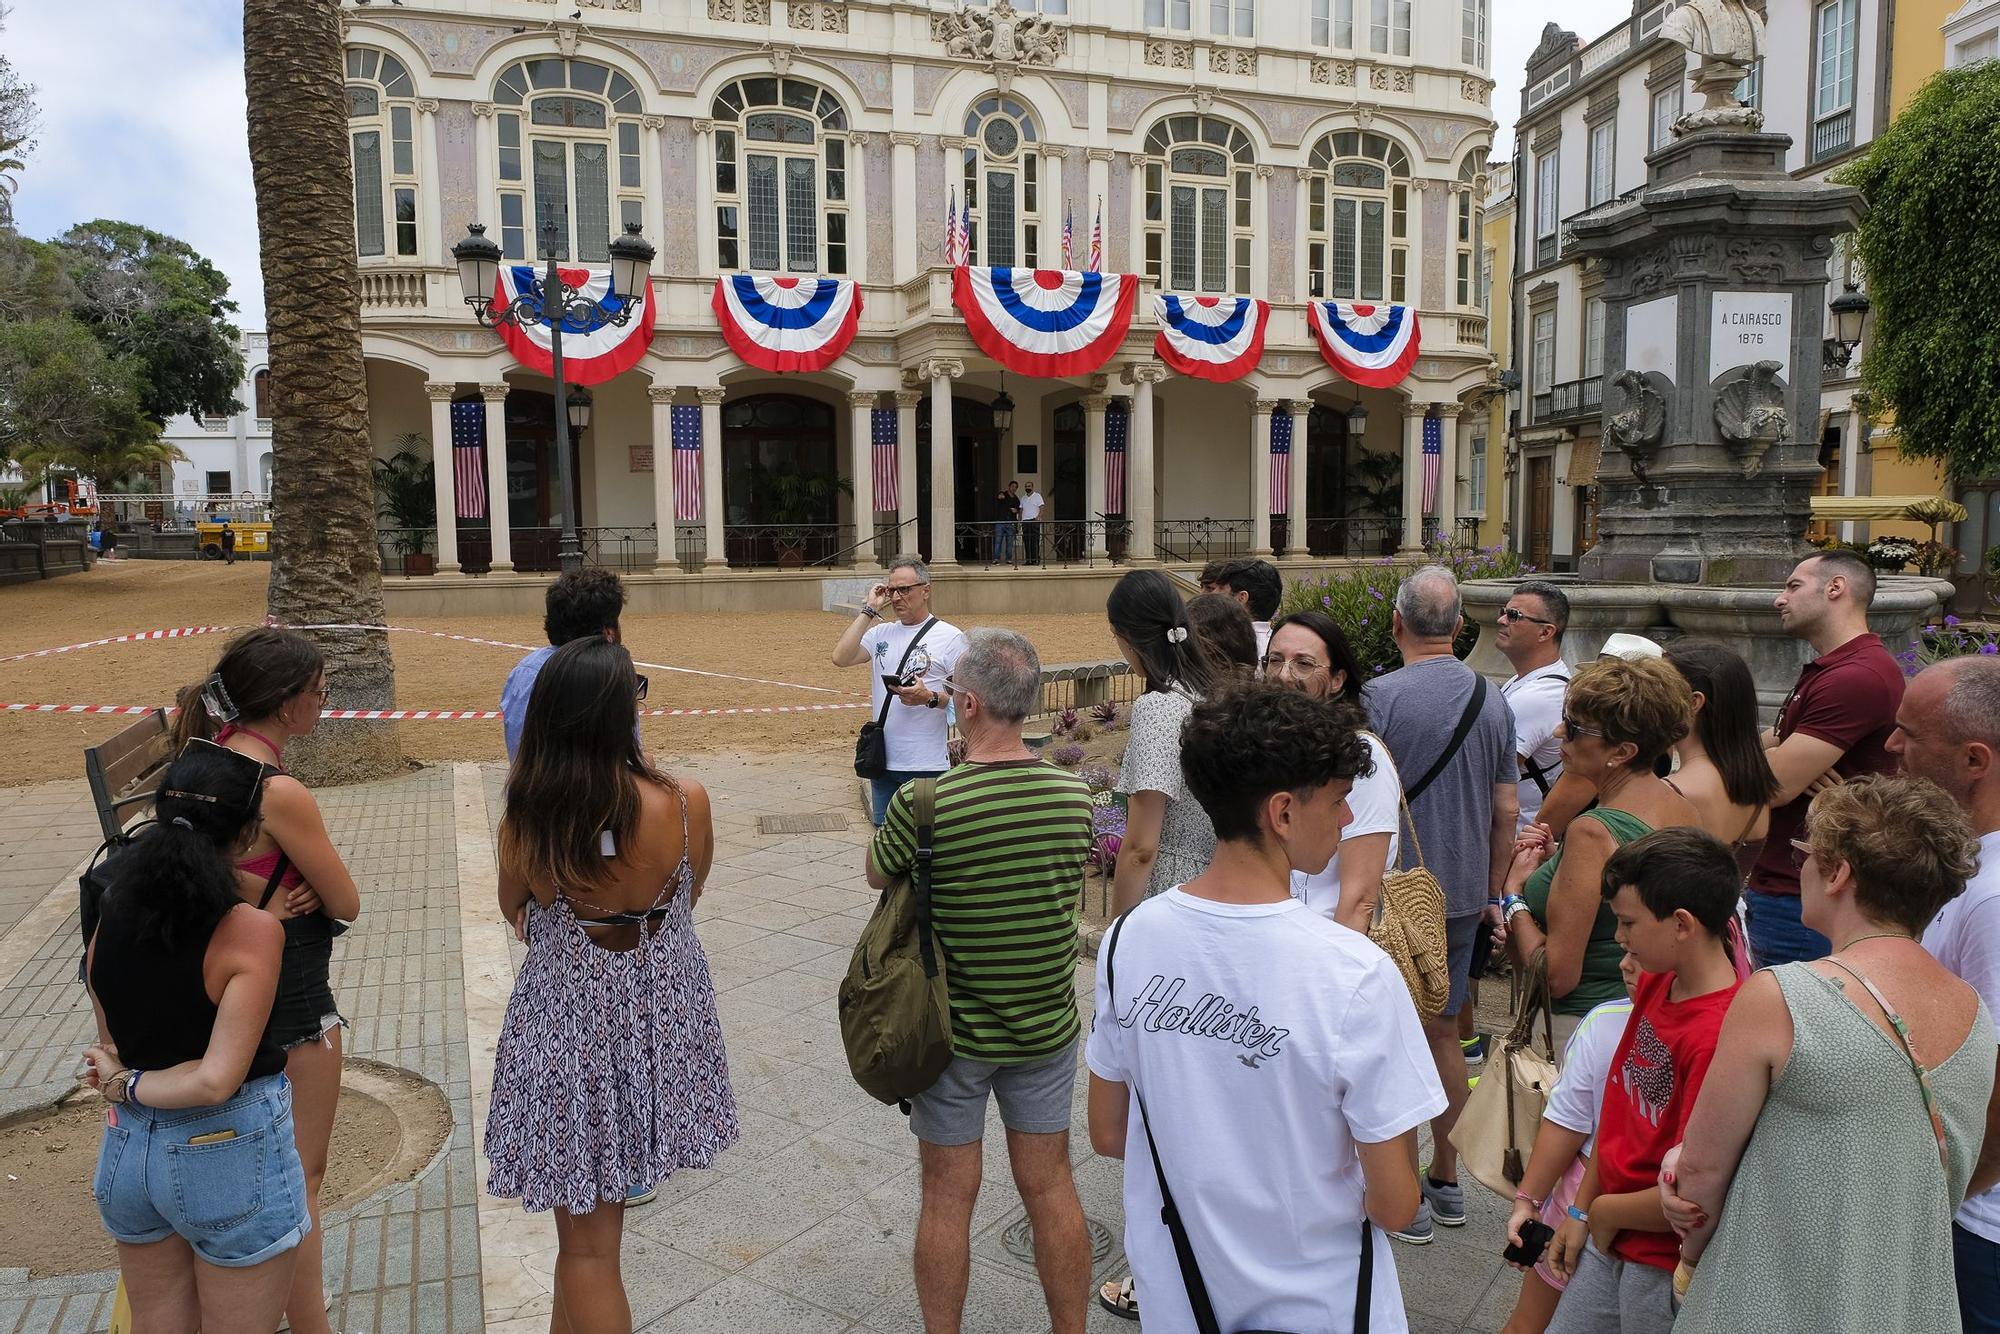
244, 0, 400, 782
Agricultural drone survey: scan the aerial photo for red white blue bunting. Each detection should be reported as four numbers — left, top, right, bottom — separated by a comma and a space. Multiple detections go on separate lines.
952, 266, 1137, 378
492, 265, 655, 387
1306, 301, 1422, 389
711, 275, 863, 374
1152, 294, 1269, 383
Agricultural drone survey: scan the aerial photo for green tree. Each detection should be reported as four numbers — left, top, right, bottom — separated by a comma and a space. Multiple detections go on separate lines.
55, 220, 245, 422
0, 315, 156, 474
1840, 62, 2000, 483
0, 5, 37, 226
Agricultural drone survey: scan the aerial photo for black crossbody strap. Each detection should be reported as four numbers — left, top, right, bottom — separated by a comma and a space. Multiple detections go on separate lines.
874, 617, 940, 729
913, 779, 939, 978
255, 852, 293, 911
1403, 675, 1487, 807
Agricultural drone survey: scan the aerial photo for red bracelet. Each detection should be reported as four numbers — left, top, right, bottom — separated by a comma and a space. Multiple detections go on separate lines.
1514, 1190, 1545, 1209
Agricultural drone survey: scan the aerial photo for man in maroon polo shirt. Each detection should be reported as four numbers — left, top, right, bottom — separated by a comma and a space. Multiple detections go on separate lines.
1746, 549, 1905, 964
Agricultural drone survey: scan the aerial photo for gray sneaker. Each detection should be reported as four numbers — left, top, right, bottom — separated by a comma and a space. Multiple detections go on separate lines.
1422, 1174, 1466, 1227
1389, 1199, 1435, 1245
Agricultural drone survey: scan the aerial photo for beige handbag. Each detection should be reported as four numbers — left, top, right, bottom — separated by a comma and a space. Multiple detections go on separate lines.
1369, 791, 1451, 1023
1451, 950, 1561, 1200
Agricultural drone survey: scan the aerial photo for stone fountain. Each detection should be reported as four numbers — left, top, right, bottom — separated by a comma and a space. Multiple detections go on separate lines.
1464, 0, 1948, 708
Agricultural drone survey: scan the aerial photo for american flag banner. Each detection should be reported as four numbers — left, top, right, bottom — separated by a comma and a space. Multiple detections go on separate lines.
671, 404, 703, 521
945, 188, 961, 266
1269, 409, 1293, 515
1421, 414, 1443, 516
449, 400, 487, 520
1088, 198, 1103, 273
870, 408, 899, 513
1062, 203, 1074, 269
1104, 401, 1128, 514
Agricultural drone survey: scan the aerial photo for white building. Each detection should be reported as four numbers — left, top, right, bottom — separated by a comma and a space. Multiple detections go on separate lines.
1504, 0, 1885, 569
341, 0, 1498, 590
160, 331, 273, 502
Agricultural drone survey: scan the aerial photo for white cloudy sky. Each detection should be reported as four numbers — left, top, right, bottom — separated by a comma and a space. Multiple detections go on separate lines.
5, 0, 1608, 329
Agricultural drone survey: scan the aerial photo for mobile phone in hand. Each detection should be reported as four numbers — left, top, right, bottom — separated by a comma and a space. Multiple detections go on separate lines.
1469, 916, 1498, 980
882, 673, 914, 693
1503, 1219, 1555, 1267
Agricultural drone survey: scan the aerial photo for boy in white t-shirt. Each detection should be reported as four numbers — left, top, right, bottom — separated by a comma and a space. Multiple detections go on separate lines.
1088, 682, 1447, 1334
1499, 953, 1640, 1334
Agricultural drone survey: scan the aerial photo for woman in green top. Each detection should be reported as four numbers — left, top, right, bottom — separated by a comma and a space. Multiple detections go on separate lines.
1502, 657, 1700, 1039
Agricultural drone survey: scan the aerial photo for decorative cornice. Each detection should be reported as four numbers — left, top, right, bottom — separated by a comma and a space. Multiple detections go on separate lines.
1254, 399, 1281, 414
696, 386, 728, 405
640, 115, 666, 131
847, 130, 871, 146
940, 135, 970, 151
1125, 364, 1169, 386
423, 382, 459, 402
1038, 143, 1069, 159
692, 118, 715, 135
1082, 395, 1113, 412
1255, 164, 1274, 179
1432, 403, 1464, 419
848, 390, 878, 408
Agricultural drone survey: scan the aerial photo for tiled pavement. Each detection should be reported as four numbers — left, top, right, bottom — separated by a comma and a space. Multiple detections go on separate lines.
0, 747, 1519, 1332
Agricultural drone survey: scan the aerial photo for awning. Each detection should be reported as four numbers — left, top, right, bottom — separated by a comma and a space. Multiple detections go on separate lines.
1565, 435, 1604, 486
1808, 495, 1969, 523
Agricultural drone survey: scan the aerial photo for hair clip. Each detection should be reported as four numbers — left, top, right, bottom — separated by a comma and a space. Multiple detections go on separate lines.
199, 673, 239, 724
1166, 626, 1189, 645
169, 816, 195, 830
160, 789, 221, 804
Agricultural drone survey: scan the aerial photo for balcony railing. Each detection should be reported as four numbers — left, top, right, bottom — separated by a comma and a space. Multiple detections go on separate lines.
952, 519, 1129, 568
359, 268, 431, 310
1530, 374, 1603, 426
1306, 516, 1399, 558
1812, 109, 1855, 164
1154, 518, 1252, 565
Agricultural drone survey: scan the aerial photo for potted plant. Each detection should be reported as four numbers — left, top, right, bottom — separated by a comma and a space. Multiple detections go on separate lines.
1866, 535, 1918, 574
373, 442, 439, 576
1104, 514, 1131, 561
752, 460, 851, 568
1350, 452, 1404, 556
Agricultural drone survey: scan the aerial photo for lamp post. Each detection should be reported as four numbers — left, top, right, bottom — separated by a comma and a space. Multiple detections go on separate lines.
452, 219, 656, 573
1823, 282, 1871, 375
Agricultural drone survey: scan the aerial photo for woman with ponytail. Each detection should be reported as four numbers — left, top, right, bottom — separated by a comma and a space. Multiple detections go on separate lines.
83, 743, 306, 1330
175, 627, 358, 1334
1107, 569, 1222, 916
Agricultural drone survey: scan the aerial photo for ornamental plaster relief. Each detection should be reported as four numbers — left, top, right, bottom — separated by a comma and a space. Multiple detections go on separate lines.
916, 136, 947, 268
631, 38, 737, 93
381, 19, 515, 75
1266, 168, 1297, 303
434, 101, 478, 245
820, 56, 895, 111
658, 118, 699, 277
865, 141, 893, 283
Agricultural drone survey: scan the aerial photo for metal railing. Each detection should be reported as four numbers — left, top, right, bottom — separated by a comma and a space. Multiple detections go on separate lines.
380, 524, 705, 574
1531, 375, 1603, 426
723, 523, 849, 570
1306, 516, 1399, 558
1424, 517, 1484, 548
1812, 108, 1854, 163
1154, 518, 1251, 565
952, 519, 1131, 568
1029, 661, 1142, 725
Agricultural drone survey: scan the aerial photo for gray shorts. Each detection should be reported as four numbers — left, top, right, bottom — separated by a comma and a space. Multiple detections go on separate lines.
1443, 912, 1483, 1019
1546, 1244, 1677, 1334
908, 1038, 1079, 1146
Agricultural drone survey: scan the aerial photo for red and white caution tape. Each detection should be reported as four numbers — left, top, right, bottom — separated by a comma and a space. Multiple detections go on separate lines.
3, 701, 870, 721
0, 625, 233, 666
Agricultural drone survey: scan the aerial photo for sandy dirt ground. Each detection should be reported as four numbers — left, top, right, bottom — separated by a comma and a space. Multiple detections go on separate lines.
0, 561, 1123, 788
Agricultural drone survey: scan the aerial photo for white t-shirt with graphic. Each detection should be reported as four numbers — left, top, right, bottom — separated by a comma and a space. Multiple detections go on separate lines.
861, 617, 967, 772
1291, 732, 1402, 921
1543, 996, 1634, 1154
1502, 659, 1570, 829
1923, 829, 2000, 1244
1088, 891, 1447, 1334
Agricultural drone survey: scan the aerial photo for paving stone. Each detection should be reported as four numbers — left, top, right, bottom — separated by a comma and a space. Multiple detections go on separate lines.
635, 1275, 854, 1334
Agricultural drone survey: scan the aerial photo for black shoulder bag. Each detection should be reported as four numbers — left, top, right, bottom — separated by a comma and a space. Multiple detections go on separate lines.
1104, 911, 1372, 1334
854, 616, 938, 778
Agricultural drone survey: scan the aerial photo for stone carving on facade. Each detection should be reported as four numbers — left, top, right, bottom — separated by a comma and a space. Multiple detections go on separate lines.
1145, 40, 1194, 70
1461, 78, 1491, 105
789, 2, 847, 33
1659, 0, 1767, 132
1369, 66, 1415, 93
1714, 360, 1790, 479
575, 0, 641, 10
1192, 87, 1215, 114
932, 1, 1067, 66
1311, 58, 1357, 86
1725, 238, 1786, 284
1531, 23, 1579, 67
1209, 47, 1257, 76
708, 0, 770, 21
552, 22, 580, 57
1621, 238, 1715, 297
1606, 370, 1669, 485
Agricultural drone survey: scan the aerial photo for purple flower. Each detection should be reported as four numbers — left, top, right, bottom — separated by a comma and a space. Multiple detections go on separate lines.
1360, 618, 1370, 627
1946, 615, 1962, 627
1982, 643, 1999, 656
1050, 743, 1086, 767
1322, 595, 1333, 608
1369, 587, 1385, 601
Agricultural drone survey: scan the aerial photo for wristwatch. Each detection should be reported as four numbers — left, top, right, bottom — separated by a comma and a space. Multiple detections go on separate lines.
103, 1067, 136, 1106
925, 691, 941, 709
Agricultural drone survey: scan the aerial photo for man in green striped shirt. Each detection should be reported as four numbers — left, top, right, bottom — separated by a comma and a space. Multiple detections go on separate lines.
868, 627, 1093, 1334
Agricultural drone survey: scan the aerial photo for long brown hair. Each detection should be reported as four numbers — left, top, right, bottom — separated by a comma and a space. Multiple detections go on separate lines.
171, 628, 325, 750
499, 636, 669, 893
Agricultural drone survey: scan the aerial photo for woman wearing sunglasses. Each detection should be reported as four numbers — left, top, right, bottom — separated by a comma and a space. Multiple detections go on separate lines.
1502, 656, 1700, 1053
174, 627, 360, 1334
82, 742, 307, 1332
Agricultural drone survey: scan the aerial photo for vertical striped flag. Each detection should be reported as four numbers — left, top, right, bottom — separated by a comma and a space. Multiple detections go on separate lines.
945, 188, 961, 266
449, 400, 487, 520
671, 404, 703, 521
960, 195, 972, 266
1422, 415, 1443, 516
1105, 401, 1128, 514
871, 408, 900, 513
1062, 202, 1074, 269
1269, 408, 1292, 515
1088, 197, 1103, 273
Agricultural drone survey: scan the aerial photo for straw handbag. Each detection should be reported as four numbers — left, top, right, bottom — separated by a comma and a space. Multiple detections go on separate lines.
1370, 791, 1451, 1023
1451, 950, 1560, 1199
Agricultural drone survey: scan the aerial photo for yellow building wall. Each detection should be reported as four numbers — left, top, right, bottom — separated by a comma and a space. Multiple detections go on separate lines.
1478, 203, 1513, 550
1868, 430, 1952, 546
1891, 0, 1957, 114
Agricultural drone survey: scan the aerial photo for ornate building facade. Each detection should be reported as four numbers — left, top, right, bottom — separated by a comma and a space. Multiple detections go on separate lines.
344, 0, 1497, 589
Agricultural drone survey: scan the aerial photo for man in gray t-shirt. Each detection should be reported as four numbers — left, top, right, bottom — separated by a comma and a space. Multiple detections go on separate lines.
1362, 566, 1518, 1243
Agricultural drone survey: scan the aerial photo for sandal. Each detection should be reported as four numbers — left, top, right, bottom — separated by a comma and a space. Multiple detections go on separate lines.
1097, 1275, 1138, 1321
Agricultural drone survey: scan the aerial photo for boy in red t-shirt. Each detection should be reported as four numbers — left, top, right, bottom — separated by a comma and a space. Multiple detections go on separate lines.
1545, 829, 1745, 1334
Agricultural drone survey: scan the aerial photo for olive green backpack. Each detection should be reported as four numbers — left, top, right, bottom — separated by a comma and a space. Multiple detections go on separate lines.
839, 778, 955, 1108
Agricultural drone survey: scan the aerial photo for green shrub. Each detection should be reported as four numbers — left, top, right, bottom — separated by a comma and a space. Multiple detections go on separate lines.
1280, 542, 1526, 680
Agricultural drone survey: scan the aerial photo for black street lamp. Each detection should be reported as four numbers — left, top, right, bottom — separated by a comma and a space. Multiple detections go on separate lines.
452, 219, 656, 572
1823, 282, 1871, 375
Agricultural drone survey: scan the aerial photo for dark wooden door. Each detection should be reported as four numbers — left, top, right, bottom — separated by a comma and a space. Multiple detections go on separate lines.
1527, 455, 1554, 571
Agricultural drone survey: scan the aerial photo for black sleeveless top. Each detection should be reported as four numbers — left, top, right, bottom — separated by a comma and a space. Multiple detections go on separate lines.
89, 887, 286, 1084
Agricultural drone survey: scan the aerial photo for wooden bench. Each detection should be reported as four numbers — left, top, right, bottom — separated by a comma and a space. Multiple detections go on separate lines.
83, 708, 175, 845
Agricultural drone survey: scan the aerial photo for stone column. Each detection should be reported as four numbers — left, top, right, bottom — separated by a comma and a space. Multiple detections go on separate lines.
1435, 402, 1463, 540
692, 120, 716, 270
925, 359, 963, 569
1084, 391, 1110, 559
848, 390, 879, 571
1401, 404, 1427, 553
846, 132, 870, 278
424, 382, 462, 573
1127, 364, 1165, 562
699, 386, 727, 570
891, 133, 920, 281
480, 382, 513, 572
1041, 146, 1067, 264
648, 386, 681, 575
895, 389, 923, 551
1284, 399, 1308, 558
1251, 399, 1277, 557
1086, 148, 1113, 268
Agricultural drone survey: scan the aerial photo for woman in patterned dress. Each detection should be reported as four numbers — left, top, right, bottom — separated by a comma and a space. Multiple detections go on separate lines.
485, 637, 739, 1332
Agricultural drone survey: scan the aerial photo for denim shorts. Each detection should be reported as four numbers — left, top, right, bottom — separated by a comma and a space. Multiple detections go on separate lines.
909, 1038, 1079, 1146
94, 1073, 311, 1267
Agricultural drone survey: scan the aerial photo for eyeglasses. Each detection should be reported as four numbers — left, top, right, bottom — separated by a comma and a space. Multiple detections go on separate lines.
1261, 653, 1326, 677
885, 582, 928, 598
941, 675, 958, 696
1560, 712, 1605, 739
1499, 607, 1555, 626
635, 674, 650, 702
1790, 837, 1815, 869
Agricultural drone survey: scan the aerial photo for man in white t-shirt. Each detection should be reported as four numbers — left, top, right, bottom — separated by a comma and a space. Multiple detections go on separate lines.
1496, 580, 1571, 831
1088, 683, 1447, 1333
1019, 484, 1046, 565
831, 555, 968, 824
1894, 656, 2000, 1325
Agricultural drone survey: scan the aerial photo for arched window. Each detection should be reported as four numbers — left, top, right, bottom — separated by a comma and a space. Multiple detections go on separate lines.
1142, 115, 1255, 294
710, 76, 850, 275
961, 96, 1041, 268
252, 369, 271, 420
1305, 130, 1410, 303
491, 58, 647, 262
1454, 156, 1484, 308
345, 49, 419, 259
